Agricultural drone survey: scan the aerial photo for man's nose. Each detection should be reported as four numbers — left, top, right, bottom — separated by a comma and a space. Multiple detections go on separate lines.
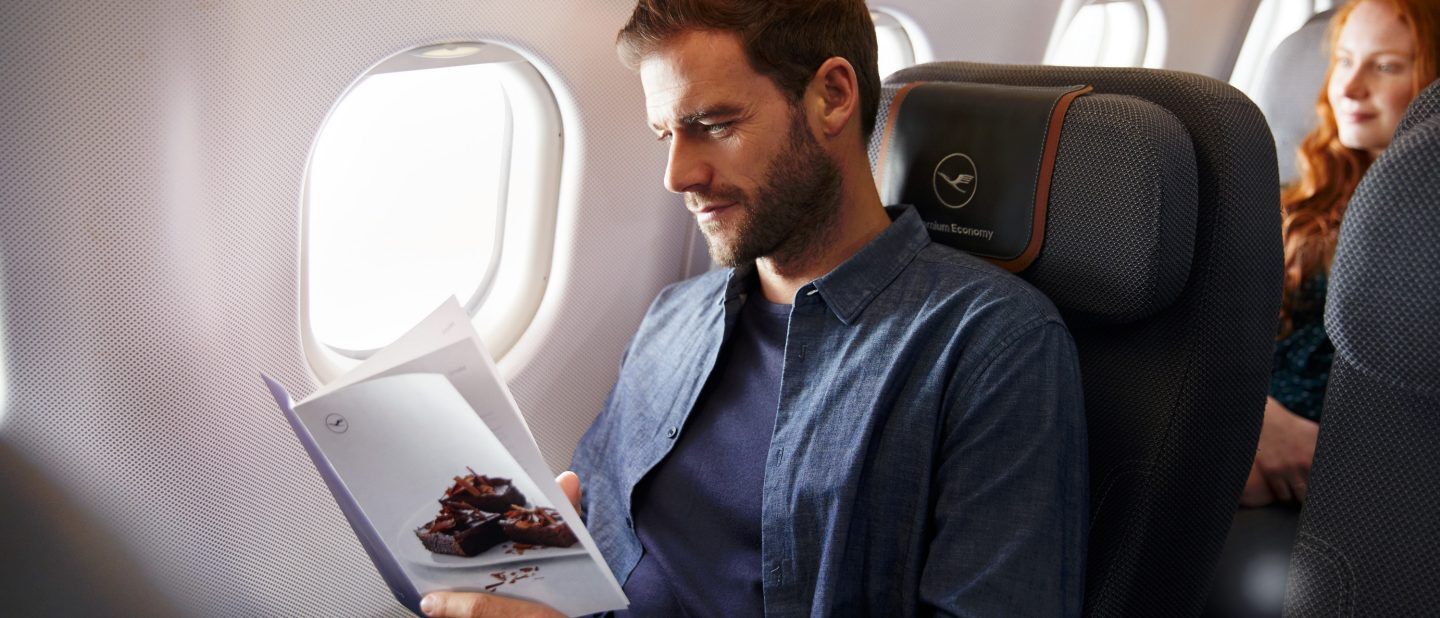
663, 136, 712, 194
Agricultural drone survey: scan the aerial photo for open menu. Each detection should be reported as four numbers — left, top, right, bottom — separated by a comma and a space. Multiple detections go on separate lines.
263, 299, 628, 617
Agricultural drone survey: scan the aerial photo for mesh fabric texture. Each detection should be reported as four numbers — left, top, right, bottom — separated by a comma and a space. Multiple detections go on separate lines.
880, 62, 1283, 617
1285, 107, 1440, 616
1285, 361, 1440, 616
872, 88, 1198, 325
1395, 79, 1440, 136
1325, 116, 1440, 392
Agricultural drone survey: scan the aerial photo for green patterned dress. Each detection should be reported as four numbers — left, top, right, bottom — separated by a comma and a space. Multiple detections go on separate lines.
1269, 276, 1333, 421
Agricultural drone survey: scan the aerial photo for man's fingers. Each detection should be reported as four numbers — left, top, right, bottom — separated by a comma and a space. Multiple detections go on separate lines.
420, 592, 562, 618
557, 470, 582, 514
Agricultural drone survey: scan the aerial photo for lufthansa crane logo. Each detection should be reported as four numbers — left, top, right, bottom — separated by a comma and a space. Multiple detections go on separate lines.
933, 152, 978, 209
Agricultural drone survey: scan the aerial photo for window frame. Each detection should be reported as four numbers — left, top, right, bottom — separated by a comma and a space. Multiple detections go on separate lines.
1045, 0, 1168, 68
1229, 0, 1323, 96
872, 9, 918, 79
300, 42, 563, 383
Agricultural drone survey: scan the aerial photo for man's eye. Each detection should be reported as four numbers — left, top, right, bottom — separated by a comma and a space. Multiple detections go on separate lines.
704, 122, 733, 136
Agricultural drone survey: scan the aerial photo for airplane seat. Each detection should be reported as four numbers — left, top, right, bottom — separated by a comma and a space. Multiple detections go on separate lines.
0, 440, 181, 616
1395, 77, 1440, 134
1254, 8, 1337, 186
1283, 79, 1440, 616
870, 62, 1283, 616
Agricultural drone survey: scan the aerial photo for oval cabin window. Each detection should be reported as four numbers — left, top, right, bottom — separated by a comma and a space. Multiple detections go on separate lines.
303, 42, 562, 378
1047, 0, 1166, 68
873, 10, 918, 79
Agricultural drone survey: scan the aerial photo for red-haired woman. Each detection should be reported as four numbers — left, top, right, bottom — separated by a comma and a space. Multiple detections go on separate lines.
1243, 0, 1440, 507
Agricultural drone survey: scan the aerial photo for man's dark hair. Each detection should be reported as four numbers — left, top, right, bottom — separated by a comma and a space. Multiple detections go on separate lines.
617, 0, 881, 142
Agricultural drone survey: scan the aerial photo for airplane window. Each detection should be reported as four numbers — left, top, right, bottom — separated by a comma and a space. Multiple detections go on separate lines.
304, 42, 561, 374
1047, 0, 1166, 68
1230, 0, 1321, 97
872, 10, 917, 79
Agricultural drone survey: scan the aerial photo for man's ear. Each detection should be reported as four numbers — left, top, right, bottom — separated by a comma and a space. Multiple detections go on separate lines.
808, 56, 859, 140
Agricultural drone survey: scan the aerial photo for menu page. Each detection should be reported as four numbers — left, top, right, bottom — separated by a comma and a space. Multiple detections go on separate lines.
265, 299, 626, 616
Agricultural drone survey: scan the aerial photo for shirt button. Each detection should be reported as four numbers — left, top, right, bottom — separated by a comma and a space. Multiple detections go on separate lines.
665, 426, 678, 439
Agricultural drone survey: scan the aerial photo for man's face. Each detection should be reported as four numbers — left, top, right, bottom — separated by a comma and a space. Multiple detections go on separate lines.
641, 31, 840, 268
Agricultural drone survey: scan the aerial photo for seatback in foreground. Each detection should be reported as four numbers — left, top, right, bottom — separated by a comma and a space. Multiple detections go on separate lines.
873, 62, 1284, 616
1284, 80, 1440, 617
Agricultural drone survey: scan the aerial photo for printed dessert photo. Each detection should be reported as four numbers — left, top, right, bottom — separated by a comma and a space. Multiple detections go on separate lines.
408, 467, 580, 568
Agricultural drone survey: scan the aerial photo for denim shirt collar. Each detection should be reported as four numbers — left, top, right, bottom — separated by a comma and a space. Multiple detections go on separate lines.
719, 205, 929, 325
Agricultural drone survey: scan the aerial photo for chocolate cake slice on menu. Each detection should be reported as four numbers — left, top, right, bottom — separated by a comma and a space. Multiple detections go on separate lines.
444, 468, 526, 514
414, 501, 508, 557
500, 506, 578, 548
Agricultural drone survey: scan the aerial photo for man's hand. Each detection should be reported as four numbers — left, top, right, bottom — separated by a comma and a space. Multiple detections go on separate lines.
420, 592, 564, 618
1240, 397, 1319, 506
556, 470, 581, 516
419, 471, 584, 618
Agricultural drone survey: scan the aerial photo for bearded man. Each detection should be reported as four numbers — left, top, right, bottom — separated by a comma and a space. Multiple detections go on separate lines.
422, 1, 1088, 616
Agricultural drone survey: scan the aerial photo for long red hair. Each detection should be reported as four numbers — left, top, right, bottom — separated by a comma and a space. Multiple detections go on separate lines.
1279, 0, 1440, 336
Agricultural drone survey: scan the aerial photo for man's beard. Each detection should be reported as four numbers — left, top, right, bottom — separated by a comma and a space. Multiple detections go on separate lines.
688, 108, 842, 269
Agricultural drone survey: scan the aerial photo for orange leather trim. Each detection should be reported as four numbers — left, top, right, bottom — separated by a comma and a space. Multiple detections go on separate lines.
873, 82, 923, 198
992, 84, 1093, 273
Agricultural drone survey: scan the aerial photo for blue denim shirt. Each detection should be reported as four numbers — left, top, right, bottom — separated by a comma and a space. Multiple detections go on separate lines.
572, 206, 1088, 616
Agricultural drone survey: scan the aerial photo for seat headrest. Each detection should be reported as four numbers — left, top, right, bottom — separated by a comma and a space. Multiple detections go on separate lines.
870, 78, 1198, 326
1396, 78, 1440, 135
1255, 8, 1336, 186
1327, 110, 1440, 394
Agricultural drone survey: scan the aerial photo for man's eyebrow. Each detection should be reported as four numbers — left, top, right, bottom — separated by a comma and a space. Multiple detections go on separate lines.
651, 104, 746, 132
678, 104, 744, 126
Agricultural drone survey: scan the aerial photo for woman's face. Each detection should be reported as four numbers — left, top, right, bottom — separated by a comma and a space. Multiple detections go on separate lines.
1328, 1, 1418, 157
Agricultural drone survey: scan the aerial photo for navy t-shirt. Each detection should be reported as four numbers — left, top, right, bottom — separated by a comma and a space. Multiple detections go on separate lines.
620, 291, 789, 616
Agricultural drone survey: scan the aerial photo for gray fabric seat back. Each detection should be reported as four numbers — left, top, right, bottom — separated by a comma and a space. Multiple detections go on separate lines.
0, 441, 181, 616
1284, 79, 1440, 617
1255, 9, 1337, 186
872, 62, 1283, 617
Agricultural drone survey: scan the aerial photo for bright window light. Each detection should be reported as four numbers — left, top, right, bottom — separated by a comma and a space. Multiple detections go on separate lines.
304, 42, 562, 377
1231, 0, 1319, 96
872, 11, 917, 80
1049, 0, 1151, 67
308, 62, 508, 354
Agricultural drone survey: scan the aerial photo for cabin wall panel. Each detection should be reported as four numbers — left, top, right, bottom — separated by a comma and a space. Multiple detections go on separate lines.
0, 0, 681, 615
1154, 0, 1264, 78
873, 0, 1067, 65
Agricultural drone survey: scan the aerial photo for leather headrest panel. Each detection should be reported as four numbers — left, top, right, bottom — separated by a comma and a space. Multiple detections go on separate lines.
875, 82, 1090, 272
872, 82, 1198, 326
